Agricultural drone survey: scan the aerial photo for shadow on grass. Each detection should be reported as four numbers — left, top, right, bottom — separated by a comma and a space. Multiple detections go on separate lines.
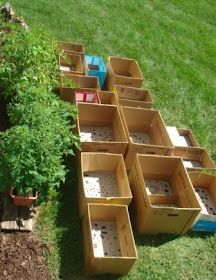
129, 201, 215, 248
128, 203, 179, 248
55, 156, 122, 280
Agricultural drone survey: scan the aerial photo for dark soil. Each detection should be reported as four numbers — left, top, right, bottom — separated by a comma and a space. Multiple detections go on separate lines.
0, 195, 51, 279
0, 232, 52, 280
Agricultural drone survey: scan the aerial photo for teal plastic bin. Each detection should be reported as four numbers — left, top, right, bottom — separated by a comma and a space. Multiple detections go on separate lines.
85, 55, 106, 88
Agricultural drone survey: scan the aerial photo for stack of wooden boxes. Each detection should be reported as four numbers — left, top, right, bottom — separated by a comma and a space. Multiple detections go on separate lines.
59, 42, 216, 275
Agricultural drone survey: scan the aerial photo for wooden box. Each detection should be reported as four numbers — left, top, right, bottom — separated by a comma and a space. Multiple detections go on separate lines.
60, 41, 85, 61
79, 153, 132, 216
166, 126, 200, 148
121, 106, 173, 170
59, 53, 83, 75
172, 147, 215, 171
98, 91, 117, 105
62, 74, 100, 90
59, 87, 100, 103
82, 203, 138, 275
114, 85, 153, 109
128, 154, 201, 234
105, 56, 144, 91
189, 171, 216, 232
77, 103, 128, 155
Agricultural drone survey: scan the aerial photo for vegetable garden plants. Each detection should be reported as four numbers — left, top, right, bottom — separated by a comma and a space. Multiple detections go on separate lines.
0, 21, 80, 206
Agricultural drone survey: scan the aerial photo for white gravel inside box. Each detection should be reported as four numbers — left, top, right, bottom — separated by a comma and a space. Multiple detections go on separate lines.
183, 160, 202, 168
145, 179, 172, 195
180, 135, 192, 147
80, 126, 113, 142
195, 187, 216, 215
130, 132, 151, 144
60, 64, 76, 72
91, 221, 121, 257
83, 171, 118, 198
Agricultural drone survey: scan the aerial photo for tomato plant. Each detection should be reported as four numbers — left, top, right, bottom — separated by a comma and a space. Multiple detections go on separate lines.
0, 22, 80, 201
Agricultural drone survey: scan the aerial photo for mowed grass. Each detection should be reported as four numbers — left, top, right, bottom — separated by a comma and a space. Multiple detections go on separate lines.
11, 0, 216, 279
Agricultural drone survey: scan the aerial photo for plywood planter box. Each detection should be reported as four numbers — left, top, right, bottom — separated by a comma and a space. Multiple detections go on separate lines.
121, 106, 173, 170
59, 41, 85, 61
172, 147, 215, 171
77, 103, 128, 155
166, 126, 200, 148
62, 74, 100, 90
189, 171, 216, 232
114, 85, 153, 109
59, 53, 83, 75
59, 87, 100, 104
84, 55, 106, 88
82, 203, 138, 275
105, 56, 144, 91
128, 154, 201, 234
79, 153, 132, 216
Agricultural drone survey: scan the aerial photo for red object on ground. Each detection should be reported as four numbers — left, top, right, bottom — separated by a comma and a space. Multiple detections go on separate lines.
74, 91, 98, 103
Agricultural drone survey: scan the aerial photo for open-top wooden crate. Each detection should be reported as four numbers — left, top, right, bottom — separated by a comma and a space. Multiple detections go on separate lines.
172, 147, 215, 171
98, 90, 117, 105
59, 41, 85, 61
59, 52, 83, 75
189, 171, 216, 232
166, 126, 200, 148
77, 103, 128, 155
114, 85, 153, 109
79, 153, 132, 216
82, 203, 138, 275
121, 106, 173, 169
105, 56, 144, 91
128, 154, 201, 234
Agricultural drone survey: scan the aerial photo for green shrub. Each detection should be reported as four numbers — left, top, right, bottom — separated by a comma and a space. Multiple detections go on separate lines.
0, 22, 80, 201
0, 24, 58, 96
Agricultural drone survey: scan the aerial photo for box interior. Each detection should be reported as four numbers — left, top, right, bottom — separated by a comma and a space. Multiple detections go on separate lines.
91, 221, 122, 257
78, 104, 126, 142
174, 149, 215, 169
167, 127, 199, 148
98, 91, 114, 104
89, 205, 137, 258
115, 86, 151, 102
60, 53, 82, 73
138, 156, 200, 209
189, 173, 216, 216
82, 153, 130, 198
60, 87, 99, 103
178, 129, 197, 147
65, 74, 99, 89
122, 107, 171, 146
110, 57, 143, 79
88, 64, 99, 71
83, 171, 118, 197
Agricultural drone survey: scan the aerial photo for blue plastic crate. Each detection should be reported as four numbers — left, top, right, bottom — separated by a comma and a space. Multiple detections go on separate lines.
85, 55, 106, 88
192, 219, 216, 232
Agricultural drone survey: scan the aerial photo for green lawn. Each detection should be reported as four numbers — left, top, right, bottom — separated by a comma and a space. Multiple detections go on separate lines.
11, 0, 216, 279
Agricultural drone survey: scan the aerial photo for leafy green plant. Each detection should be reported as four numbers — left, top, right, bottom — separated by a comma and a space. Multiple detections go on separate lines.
0, 124, 78, 200
0, 23, 58, 95
0, 22, 80, 201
